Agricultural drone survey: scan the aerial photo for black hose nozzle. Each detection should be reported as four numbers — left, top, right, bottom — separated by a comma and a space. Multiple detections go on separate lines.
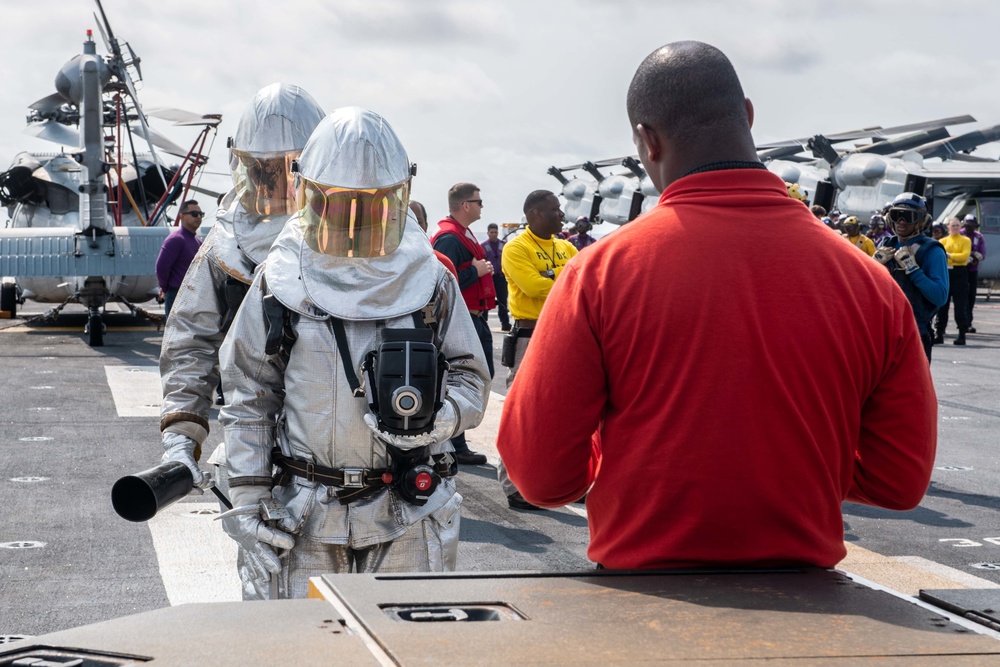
112, 461, 193, 522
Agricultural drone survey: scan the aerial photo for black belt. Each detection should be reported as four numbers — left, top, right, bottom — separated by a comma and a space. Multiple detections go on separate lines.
272, 449, 453, 505
273, 450, 393, 487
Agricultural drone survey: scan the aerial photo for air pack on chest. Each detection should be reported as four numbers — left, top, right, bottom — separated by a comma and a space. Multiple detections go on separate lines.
363, 326, 448, 436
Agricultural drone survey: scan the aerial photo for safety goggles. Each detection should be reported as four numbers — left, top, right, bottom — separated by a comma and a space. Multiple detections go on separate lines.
887, 208, 921, 226
298, 179, 409, 258
230, 150, 299, 217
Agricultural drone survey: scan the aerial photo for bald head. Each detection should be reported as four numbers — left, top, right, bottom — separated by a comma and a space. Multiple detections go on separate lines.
627, 41, 749, 140
627, 42, 757, 191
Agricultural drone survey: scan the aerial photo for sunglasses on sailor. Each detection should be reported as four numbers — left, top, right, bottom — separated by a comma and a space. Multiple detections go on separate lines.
465, 199, 484, 207
183, 210, 205, 218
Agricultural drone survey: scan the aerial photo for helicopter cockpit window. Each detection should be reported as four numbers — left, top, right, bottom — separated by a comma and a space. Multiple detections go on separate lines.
978, 199, 1000, 234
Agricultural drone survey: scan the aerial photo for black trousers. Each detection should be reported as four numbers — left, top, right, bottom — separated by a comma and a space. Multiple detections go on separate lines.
936, 266, 970, 335
968, 270, 979, 326
491, 275, 510, 329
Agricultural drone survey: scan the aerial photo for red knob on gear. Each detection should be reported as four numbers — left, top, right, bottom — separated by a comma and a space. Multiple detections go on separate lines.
414, 471, 433, 491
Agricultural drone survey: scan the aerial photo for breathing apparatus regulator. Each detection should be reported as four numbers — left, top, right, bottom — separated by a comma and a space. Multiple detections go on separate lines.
363, 326, 450, 505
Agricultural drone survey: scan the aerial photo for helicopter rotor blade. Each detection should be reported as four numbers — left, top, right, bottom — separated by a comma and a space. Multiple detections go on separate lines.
128, 123, 189, 157
756, 116, 977, 152
92, 11, 112, 52
852, 128, 951, 156
29, 93, 69, 114
910, 123, 1000, 160
24, 120, 81, 147
186, 183, 224, 199
93, 0, 119, 57
145, 107, 206, 124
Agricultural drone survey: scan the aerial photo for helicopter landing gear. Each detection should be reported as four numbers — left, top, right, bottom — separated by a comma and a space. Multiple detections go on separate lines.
0, 283, 17, 319
85, 310, 105, 347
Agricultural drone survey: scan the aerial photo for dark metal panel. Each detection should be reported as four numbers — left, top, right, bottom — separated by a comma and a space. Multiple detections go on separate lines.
0, 600, 381, 667
320, 569, 1000, 665
921, 589, 1000, 632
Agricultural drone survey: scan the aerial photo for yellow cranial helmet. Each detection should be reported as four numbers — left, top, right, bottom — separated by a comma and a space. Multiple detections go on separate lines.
786, 182, 808, 202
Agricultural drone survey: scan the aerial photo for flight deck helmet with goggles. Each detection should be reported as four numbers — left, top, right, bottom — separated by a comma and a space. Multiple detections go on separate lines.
885, 192, 930, 236
786, 182, 808, 202
296, 107, 412, 258
229, 83, 325, 217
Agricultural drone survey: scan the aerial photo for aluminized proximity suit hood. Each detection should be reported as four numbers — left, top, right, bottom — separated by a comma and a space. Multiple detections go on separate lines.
296, 107, 412, 259
230, 83, 325, 218
265, 209, 439, 320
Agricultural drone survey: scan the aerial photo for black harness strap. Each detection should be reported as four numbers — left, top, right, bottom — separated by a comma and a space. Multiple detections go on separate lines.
329, 317, 365, 397
220, 277, 250, 332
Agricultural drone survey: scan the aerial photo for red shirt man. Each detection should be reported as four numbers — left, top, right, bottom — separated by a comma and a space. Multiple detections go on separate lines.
497, 41, 936, 570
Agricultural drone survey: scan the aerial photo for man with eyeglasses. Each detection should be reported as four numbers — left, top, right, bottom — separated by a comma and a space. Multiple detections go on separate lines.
155, 199, 204, 318
431, 183, 495, 466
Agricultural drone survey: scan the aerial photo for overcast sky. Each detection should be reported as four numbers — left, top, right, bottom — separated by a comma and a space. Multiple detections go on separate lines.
3, 0, 1000, 236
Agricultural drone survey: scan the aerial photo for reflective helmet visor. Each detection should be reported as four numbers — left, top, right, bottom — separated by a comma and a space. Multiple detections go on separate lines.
230, 149, 299, 216
299, 179, 409, 258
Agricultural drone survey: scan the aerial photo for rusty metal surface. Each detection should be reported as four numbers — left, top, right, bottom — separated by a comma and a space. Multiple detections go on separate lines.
0, 600, 380, 667
320, 569, 1000, 665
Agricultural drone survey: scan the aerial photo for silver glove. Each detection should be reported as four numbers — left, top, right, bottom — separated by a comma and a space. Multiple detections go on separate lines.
973, 251, 984, 261
894, 246, 919, 274
161, 432, 211, 492
363, 399, 458, 450
219, 486, 296, 575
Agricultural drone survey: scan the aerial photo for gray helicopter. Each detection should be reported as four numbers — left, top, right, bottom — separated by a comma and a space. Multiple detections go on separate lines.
547, 115, 1000, 280
0, 0, 220, 346
759, 115, 1000, 278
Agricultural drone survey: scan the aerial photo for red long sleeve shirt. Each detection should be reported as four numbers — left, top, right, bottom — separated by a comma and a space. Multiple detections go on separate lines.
497, 169, 937, 570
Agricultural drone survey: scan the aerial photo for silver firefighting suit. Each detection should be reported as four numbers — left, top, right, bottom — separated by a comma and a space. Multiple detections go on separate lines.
219, 216, 490, 598
159, 83, 325, 447
157, 83, 325, 599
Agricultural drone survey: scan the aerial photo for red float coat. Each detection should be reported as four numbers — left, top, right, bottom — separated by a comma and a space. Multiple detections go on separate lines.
431, 218, 496, 312
497, 169, 937, 570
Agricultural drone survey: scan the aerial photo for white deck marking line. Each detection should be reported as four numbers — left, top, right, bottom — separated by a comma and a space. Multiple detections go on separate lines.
104, 365, 161, 417
892, 555, 1000, 589
146, 501, 241, 605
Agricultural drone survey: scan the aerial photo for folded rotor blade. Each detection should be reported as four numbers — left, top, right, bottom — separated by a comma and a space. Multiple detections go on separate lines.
92, 11, 112, 52
24, 121, 80, 146
853, 128, 951, 155
756, 116, 977, 152
145, 107, 205, 124
186, 183, 224, 199
128, 123, 189, 157
913, 123, 1000, 159
29, 92, 69, 114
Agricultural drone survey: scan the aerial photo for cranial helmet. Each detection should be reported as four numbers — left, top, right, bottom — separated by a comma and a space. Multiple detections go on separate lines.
886, 192, 930, 236
296, 107, 412, 258
842, 215, 860, 228
229, 83, 325, 217
786, 182, 808, 202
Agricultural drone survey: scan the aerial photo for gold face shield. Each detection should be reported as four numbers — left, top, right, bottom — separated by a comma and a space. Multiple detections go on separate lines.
230, 150, 299, 217
298, 179, 409, 258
